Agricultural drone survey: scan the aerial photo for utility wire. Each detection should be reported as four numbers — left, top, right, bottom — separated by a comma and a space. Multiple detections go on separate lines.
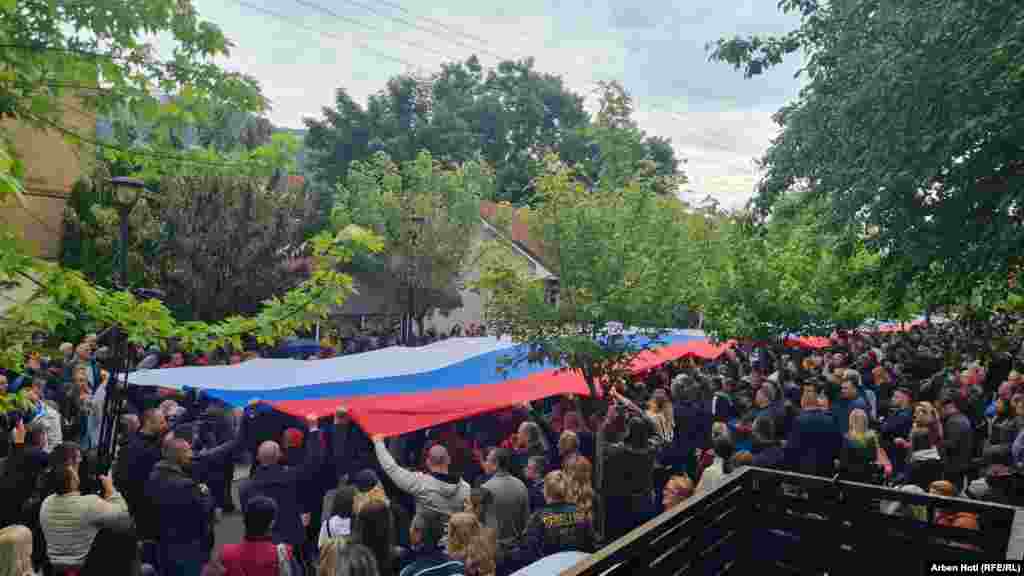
232, 1, 430, 74
296, 0, 506, 62
370, 0, 508, 53
237, 0, 456, 62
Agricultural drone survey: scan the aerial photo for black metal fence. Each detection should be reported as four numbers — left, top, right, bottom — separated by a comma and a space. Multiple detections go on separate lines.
563, 466, 1022, 576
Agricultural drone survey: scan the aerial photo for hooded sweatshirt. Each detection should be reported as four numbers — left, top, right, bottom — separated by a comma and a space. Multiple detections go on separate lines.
374, 439, 471, 523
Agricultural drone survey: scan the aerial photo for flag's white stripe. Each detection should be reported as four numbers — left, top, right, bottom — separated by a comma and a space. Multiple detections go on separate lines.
126, 336, 518, 392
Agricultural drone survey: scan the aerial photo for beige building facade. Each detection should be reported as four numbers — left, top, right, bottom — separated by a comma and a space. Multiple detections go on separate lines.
0, 100, 95, 259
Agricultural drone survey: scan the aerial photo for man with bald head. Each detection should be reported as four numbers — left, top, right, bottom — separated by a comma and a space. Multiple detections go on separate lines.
238, 413, 322, 564
373, 431, 471, 526
147, 433, 212, 575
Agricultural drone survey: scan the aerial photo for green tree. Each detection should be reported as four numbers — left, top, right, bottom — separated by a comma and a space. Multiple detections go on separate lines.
699, 197, 887, 341
0, 0, 382, 368
709, 0, 1024, 306
475, 153, 698, 405
331, 150, 492, 333
569, 81, 687, 196
304, 58, 686, 209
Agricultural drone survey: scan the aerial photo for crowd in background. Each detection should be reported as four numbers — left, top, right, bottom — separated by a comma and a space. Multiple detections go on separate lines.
1, 314, 1022, 575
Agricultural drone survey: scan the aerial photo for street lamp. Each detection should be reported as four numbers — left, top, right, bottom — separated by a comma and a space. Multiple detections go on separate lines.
98, 176, 145, 475
404, 215, 427, 346
108, 176, 144, 288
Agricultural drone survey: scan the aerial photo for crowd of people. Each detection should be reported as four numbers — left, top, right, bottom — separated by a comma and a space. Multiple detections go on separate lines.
0, 314, 1022, 575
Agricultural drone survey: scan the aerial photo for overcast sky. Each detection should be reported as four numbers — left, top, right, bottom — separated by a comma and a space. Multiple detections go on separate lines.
186, 0, 803, 207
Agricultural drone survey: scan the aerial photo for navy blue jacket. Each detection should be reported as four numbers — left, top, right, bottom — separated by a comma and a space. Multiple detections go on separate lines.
784, 409, 843, 477
880, 408, 913, 474
113, 430, 164, 538
239, 429, 323, 547
146, 460, 214, 553
666, 400, 711, 476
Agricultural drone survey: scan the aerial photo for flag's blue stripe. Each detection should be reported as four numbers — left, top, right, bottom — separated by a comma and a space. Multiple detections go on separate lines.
193, 333, 703, 406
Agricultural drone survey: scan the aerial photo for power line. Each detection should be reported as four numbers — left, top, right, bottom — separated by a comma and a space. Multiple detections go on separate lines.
232, 1, 430, 74
370, 0, 508, 53
241, 0, 455, 63
296, 0, 507, 62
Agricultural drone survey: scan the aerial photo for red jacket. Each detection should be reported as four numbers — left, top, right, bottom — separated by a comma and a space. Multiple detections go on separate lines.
217, 538, 291, 576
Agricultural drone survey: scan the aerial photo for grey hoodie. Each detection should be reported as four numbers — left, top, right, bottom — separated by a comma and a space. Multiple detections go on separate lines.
374, 439, 470, 522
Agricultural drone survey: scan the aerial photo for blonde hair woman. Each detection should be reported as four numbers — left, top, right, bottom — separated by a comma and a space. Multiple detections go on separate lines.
647, 389, 674, 443
566, 456, 595, 522
464, 531, 497, 576
841, 408, 891, 482
446, 513, 483, 562
0, 525, 34, 576
913, 401, 944, 447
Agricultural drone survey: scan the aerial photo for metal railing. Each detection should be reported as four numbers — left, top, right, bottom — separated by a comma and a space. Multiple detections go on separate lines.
563, 467, 1022, 576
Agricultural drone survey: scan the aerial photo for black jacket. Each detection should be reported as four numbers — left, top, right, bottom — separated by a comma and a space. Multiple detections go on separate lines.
113, 430, 164, 538
784, 409, 843, 478
0, 441, 47, 526
239, 429, 322, 547
881, 408, 914, 474
519, 502, 595, 566
941, 412, 973, 478
146, 460, 214, 548
601, 441, 655, 498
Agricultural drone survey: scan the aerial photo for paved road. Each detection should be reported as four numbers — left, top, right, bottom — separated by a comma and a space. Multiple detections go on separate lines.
210, 465, 247, 550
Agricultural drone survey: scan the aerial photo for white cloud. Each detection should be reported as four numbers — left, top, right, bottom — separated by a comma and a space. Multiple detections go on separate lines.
633, 106, 780, 207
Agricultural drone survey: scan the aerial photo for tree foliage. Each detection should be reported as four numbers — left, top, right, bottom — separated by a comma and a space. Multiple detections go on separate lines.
304, 58, 686, 210
709, 0, 1024, 306
476, 153, 699, 397
699, 196, 892, 342
0, 0, 381, 368
331, 150, 492, 326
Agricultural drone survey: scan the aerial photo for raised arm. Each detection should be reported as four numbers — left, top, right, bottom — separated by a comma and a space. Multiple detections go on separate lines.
332, 407, 351, 482
299, 414, 324, 484
373, 435, 426, 498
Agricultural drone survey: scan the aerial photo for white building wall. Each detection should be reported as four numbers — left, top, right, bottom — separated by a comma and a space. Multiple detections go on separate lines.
426, 220, 551, 335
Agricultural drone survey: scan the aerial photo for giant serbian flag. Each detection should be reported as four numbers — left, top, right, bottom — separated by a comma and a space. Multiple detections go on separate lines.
126, 333, 727, 437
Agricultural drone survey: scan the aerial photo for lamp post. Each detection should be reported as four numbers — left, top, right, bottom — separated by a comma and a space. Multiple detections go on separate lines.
97, 177, 145, 474
108, 176, 144, 288
404, 215, 426, 346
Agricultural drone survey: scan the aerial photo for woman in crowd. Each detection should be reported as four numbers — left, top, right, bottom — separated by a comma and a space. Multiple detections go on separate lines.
353, 500, 399, 576
320, 485, 357, 549
646, 389, 675, 444
840, 408, 890, 483
695, 435, 735, 495
464, 533, 497, 576
446, 513, 483, 566
661, 475, 694, 512
565, 456, 594, 524
984, 393, 1022, 464
38, 466, 129, 572
519, 471, 594, 566
320, 543, 380, 576
0, 525, 35, 576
